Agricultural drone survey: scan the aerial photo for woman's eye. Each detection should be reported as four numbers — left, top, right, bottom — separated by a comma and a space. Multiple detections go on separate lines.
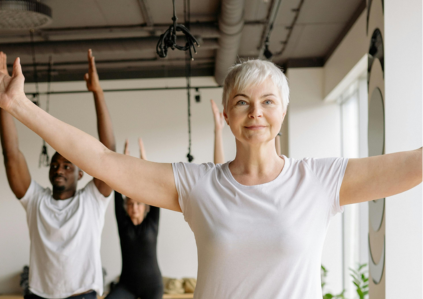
65, 166, 69, 170
264, 100, 273, 105
236, 100, 247, 105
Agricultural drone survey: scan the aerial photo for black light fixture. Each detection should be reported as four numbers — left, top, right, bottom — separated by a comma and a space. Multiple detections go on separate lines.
195, 88, 201, 103
156, 0, 200, 60
263, 37, 273, 60
0, 0, 52, 30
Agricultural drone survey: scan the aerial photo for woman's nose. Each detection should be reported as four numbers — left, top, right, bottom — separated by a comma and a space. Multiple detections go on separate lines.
248, 103, 263, 118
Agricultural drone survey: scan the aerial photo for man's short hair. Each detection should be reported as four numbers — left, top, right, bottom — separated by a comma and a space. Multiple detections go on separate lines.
222, 59, 290, 112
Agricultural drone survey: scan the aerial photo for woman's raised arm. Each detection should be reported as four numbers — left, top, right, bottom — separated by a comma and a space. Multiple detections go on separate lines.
211, 99, 225, 164
0, 58, 180, 211
340, 148, 422, 206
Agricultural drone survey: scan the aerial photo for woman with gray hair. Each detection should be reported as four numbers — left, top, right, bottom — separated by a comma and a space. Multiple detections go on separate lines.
0, 58, 421, 298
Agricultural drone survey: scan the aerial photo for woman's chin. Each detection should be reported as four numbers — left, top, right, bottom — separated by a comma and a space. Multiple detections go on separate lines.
238, 135, 272, 145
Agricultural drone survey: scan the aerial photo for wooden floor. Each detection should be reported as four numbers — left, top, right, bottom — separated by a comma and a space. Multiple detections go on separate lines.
0, 294, 194, 299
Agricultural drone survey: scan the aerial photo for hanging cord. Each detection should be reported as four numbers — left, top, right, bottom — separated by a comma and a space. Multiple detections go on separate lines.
184, 0, 193, 162
39, 56, 53, 167
156, 0, 199, 60
29, 30, 40, 105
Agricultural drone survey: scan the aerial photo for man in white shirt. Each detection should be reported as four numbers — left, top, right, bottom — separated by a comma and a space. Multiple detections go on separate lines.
0, 50, 115, 299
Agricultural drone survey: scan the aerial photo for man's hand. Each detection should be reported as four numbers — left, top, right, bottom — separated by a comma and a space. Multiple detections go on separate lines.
211, 99, 225, 131
84, 49, 102, 93
0, 53, 26, 111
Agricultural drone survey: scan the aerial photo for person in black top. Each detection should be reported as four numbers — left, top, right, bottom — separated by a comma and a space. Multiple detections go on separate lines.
106, 138, 163, 299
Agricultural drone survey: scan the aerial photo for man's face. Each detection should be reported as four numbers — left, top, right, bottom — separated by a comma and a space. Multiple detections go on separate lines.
49, 153, 82, 193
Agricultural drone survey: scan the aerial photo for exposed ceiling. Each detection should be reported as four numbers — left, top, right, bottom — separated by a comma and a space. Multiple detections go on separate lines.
0, 0, 365, 84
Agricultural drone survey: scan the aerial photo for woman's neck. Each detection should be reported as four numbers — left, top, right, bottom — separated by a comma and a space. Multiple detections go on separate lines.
229, 140, 284, 186
131, 216, 144, 226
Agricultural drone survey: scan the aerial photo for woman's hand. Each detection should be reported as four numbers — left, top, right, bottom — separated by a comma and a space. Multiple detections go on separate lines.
211, 99, 225, 131
0, 54, 26, 112
123, 138, 130, 155
84, 49, 102, 93
139, 137, 147, 160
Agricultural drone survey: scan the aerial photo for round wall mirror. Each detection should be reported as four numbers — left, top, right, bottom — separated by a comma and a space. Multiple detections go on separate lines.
368, 87, 384, 157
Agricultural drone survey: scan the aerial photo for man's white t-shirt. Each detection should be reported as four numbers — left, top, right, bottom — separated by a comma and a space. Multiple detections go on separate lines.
172, 156, 348, 299
20, 180, 112, 298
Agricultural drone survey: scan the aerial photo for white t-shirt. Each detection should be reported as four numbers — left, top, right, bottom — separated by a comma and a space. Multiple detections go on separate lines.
20, 180, 112, 298
172, 156, 348, 299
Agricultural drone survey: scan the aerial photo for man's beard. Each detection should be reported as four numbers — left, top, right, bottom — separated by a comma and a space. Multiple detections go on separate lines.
52, 184, 66, 192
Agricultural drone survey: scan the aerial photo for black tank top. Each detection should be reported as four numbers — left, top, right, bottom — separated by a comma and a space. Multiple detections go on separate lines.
114, 191, 163, 294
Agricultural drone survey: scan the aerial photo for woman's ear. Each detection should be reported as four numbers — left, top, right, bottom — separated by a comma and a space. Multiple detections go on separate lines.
223, 109, 229, 126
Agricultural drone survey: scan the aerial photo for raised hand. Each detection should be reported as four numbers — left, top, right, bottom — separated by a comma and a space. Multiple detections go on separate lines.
84, 49, 102, 93
0, 54, 26, 111
0, 52, 10, 76
124, 138, 130, 155
138, 138, 147, 160
210, 99, 225, 131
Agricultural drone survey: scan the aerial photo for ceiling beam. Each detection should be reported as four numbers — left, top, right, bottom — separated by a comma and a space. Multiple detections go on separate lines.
23, 64, 215, 83
0, 22, 221, 44
0, 36, 218, 57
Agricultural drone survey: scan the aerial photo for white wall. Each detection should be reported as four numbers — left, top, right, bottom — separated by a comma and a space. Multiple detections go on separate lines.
287, 67, 344, 295
385, 0, 422, 297
0, 77, 235, 294
323, 11, 367, 102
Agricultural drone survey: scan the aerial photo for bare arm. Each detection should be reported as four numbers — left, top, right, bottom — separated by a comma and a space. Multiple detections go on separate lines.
340, 148, 422, 206
84, 49, 116, 197
0, 58, 180, 211
211, 99, 225, 164
0, 52, 30, 199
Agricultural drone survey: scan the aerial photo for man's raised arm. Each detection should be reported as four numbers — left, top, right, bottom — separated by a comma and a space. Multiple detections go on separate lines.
0, 57, 180, 212
84, 49, 116, 197
0, 52, 31, 199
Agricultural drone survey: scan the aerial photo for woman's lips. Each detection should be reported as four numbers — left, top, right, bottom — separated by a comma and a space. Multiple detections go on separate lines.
244, 125, 266, 130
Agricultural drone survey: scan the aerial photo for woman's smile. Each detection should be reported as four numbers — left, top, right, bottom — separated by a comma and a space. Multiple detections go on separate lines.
244, 125, 267, 130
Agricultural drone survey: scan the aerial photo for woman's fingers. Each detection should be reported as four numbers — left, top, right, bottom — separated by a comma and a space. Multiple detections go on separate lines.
12, 57, 22, 78
139, 138, 147, 160
0, 52, 8, 75
124, 138, 130, 155
210, 99, 219, 114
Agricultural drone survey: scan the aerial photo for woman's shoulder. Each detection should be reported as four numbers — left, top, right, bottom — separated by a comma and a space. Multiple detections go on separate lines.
172, 161, 219, 178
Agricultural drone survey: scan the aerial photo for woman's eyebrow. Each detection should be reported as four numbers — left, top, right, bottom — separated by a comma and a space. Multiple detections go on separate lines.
261, 93, 276, 98
233, 93, 249, 99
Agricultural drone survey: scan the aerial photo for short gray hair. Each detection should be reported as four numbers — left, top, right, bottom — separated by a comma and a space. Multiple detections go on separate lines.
222, 60, 290, 112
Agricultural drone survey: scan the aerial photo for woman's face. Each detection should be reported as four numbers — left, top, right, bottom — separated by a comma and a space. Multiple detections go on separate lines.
126, 198, 146, 220
224, 78, 285, 146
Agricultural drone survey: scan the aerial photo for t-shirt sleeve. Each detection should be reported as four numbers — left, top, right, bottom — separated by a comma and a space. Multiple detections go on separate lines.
303, 157, 349, 216
19, 180, 48, 212
172, 162, 214, 220
82, 180, 113, 212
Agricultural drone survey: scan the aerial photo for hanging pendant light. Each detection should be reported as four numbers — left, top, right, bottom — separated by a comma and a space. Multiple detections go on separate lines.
0, 0, 52, 30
